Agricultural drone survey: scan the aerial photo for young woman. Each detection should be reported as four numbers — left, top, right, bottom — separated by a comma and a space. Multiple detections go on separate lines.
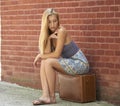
33, 8, 89, 105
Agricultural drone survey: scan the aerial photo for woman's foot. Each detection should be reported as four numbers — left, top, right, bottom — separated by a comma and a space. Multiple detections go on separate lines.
32, 97, 56, 105
32, 99, 43, 105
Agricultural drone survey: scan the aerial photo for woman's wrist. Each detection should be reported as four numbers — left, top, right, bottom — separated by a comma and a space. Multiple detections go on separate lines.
40, 54, 45, 59
36, 53, 41, 59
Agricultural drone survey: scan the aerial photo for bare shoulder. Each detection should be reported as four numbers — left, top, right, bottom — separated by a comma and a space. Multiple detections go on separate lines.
57, 26, 67, 35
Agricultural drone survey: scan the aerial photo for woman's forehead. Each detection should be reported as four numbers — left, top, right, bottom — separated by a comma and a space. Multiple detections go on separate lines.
48, 14, 58, 20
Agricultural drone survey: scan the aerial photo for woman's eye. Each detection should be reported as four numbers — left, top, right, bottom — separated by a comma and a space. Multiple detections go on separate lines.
48, 20, 57, 24
53, 20, 57, 22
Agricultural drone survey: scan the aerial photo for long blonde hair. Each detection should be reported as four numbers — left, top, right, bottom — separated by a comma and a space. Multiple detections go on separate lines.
39, 8, 59, 54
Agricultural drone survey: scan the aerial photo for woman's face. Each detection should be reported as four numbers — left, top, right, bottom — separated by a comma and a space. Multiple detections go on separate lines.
48, 14, 59, 33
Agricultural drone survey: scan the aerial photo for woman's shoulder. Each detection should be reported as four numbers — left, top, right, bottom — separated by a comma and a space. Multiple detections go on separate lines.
57, 26, 67, 34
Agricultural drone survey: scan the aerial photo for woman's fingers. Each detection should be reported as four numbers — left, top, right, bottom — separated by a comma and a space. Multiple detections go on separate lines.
33, 54, 41, 67
33, 59, 37, 67
50, 34, 58, 39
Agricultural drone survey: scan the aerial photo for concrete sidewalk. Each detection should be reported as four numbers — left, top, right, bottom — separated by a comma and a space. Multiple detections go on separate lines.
0, 81, 115, 106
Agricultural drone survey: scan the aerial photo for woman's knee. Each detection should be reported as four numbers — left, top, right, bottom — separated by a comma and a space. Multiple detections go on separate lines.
44, 58, 55, 67
40, 60, 46, 68
41, 60, 45, 64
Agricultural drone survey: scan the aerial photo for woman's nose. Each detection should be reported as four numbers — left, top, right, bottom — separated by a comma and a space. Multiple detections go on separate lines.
51, 22, 54, 27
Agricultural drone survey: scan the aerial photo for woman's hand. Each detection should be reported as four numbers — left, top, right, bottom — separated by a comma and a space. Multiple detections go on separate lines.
33, 54, 41, 67
49, 32, 58, 39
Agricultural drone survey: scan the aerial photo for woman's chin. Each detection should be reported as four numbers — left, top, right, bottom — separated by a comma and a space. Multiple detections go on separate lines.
51, 30, 56, 33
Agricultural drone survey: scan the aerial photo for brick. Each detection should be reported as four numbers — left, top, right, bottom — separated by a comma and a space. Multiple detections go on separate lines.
100, 6, 110, 11
96, 62, 106, 67
110, 6, 119, 11
100, 68, 109, 74
87, 37, 96, 42
109, 19, 119, 24
91, 7, 100, 12
92, 31, 101, 36
97, 13, 106, 18
115, 12, 120, 17
96, 0, 105, 5
99, 81, 110, 87
78, 13, 87, 18
115, 25, 120, 30
6, 71, 13, 76
106, 13, 114, 17
104, 50, 115, 55
103, 75, 120, 82
92, 19, 100, 24
88, 13, 97, 18
110, 56, 119, 63
82, 8, 91, 12
79, 1, 88, 6
105, 38, 114, 43
91, 56, 100, 61
115, 51, 120, 56
109, 70, 119, 75
105, 0, 115, 5
83, 19, 92, 24
101, 19, 110, 24
115, 38, 120, 43
106, 63, 115, 68
111, 31, 119, 37
95, 50, 104, 55
109, 44, 120, 50
88, 25, 95, 30
95, 25, 102, 30
115, 0, 120, 4
100, 43, 109, 49
115, 64, 120, 69
88, 1, 96, 6
97, 37, 105, 43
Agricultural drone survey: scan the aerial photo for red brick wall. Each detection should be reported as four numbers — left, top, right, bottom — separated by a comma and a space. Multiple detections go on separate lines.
1, 0, 120, 105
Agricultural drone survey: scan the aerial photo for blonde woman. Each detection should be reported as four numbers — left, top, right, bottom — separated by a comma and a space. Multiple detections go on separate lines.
33, 8, 89, 105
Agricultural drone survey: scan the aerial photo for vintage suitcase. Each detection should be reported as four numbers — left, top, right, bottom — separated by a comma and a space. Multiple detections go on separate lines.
58, 74, 96, 103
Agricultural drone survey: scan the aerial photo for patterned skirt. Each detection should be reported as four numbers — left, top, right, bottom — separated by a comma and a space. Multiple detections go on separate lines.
58, 50, 89, 75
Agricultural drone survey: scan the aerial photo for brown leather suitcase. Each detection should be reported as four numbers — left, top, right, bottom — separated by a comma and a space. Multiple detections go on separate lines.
58, 74, 96, 103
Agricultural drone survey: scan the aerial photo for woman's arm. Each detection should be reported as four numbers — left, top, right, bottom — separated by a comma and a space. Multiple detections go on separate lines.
44, 38, 51, 54
41, 28, 67, 59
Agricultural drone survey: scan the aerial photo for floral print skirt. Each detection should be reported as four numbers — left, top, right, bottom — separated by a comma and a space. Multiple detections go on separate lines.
58, 50, 89, 75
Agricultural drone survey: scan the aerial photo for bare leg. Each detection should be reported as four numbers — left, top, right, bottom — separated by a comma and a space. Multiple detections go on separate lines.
44, 58, 67, 103
33, 60, 51, 104
40, 60, 50, 99
44, 61, 56, 102
33, 58, 66, 105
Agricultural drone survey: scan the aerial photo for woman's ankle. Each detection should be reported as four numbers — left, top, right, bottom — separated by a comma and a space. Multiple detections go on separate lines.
39, 96, 51, 103
50, 96, 56, 103
41, 92, 50, 98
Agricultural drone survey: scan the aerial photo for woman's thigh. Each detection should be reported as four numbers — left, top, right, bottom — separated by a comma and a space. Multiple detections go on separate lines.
44, 58, 67, 75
